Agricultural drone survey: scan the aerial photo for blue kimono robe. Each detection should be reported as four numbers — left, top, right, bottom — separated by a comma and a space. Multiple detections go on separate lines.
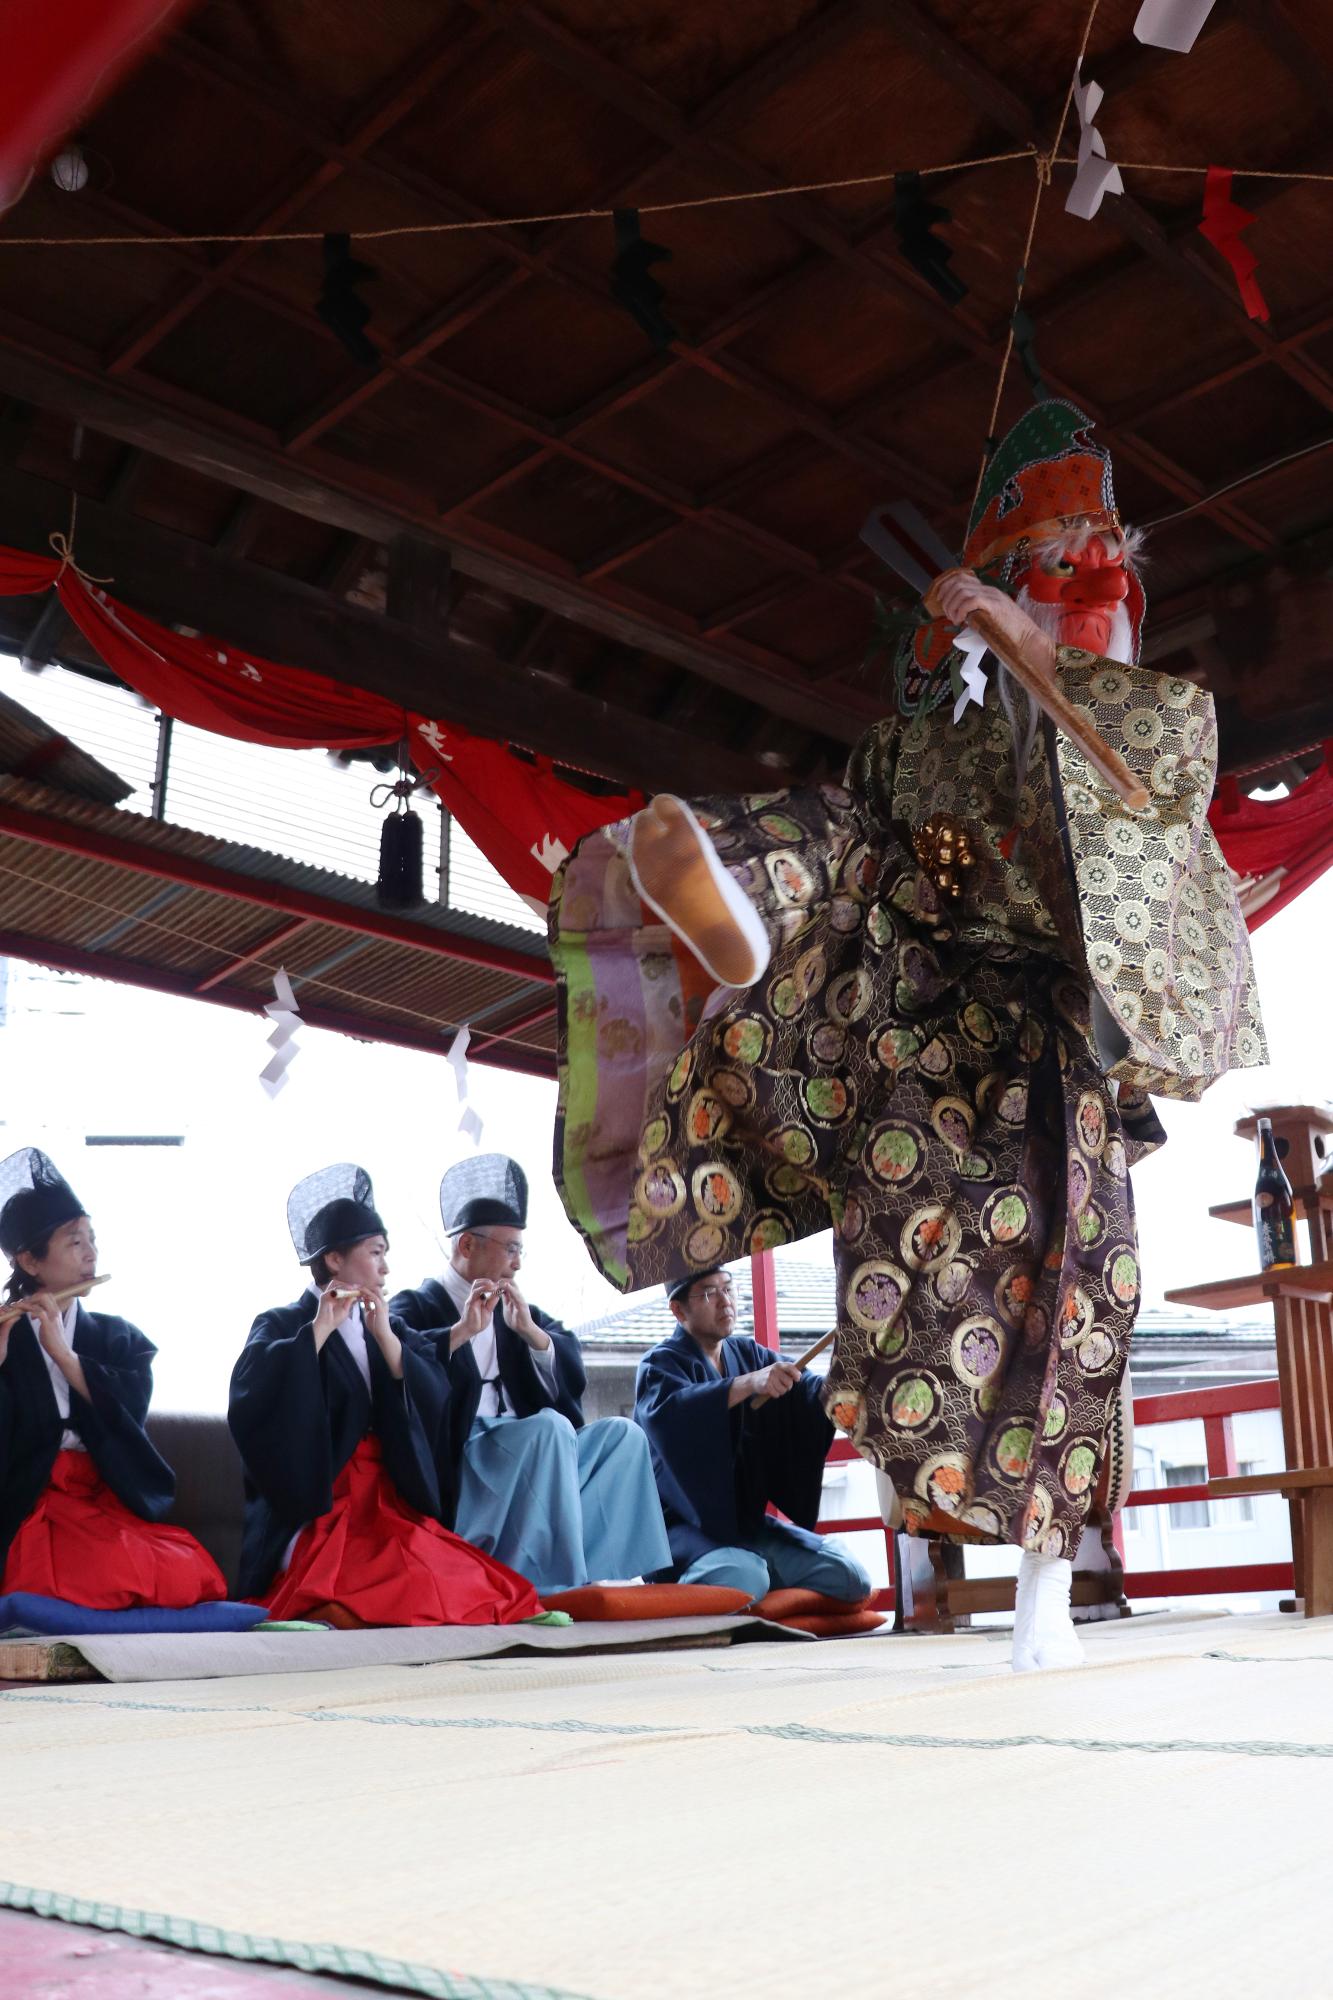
228, 1291, 451, 1597
390, 1277, 670, 1593
634, 1330, 836, 1573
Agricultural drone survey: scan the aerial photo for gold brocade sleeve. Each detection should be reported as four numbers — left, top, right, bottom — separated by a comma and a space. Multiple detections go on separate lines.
1051, 647, 1268, 1101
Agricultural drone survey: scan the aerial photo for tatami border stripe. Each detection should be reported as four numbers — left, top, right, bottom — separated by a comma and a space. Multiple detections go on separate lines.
6, 1688, 1333, 1758
0, 1881, 595, 2000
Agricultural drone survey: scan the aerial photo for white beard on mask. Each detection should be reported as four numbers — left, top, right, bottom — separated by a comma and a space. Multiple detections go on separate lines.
1015, 587, 1135, 667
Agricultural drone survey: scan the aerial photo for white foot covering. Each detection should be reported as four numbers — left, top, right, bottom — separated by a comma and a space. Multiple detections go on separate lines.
628, 794, 771, 988
1011, 1551, 1085, 1674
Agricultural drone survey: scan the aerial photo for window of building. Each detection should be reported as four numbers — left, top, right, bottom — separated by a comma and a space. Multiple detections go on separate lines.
1165, 1463, 1209, 1530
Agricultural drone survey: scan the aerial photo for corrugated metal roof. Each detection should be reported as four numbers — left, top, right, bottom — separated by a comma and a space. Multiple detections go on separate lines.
0, 687, 133, 807
0, 773, 555, 1074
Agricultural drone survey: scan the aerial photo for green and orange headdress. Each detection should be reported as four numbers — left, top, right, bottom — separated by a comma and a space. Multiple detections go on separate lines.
889, 400, 1146, 718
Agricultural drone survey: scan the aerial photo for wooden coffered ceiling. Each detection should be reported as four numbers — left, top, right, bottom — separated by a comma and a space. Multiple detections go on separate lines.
3, 0, 1333, 799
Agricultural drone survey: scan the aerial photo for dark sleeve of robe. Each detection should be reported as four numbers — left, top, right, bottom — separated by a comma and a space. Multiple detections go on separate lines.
496, 1301, 586, 1427
634, 1333, 834, 1569
228, 1296, 451, 1593
0, 1308, 177, 1571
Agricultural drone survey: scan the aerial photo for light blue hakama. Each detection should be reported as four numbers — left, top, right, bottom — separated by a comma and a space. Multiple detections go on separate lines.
455, 1410, 671, 1594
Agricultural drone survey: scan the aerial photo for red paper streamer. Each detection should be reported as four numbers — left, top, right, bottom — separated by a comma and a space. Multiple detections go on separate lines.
1198, 165, 1269, 323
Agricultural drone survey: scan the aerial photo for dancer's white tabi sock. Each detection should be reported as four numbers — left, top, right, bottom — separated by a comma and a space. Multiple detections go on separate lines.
1011, 1550, 1085, 1674
627, 794, 771, 988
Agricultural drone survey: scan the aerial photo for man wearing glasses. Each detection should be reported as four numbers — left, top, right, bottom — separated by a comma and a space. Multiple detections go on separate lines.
635, 1266, 871, 1605
391, 1155, 669, 1595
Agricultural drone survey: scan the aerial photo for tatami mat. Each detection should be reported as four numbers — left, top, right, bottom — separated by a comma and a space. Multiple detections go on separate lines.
3, 1609, 1331, 2000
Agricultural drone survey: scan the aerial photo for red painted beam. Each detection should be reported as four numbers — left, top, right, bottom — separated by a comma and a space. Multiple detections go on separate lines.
0, 0, 194, 208
0, 927, 555, 1079
1134, 1380, 1282, 1425
193, 916, 311, 992
468, 995, 557, 1056
0, 798, 554, 984
1122, 1563, 1294, 1598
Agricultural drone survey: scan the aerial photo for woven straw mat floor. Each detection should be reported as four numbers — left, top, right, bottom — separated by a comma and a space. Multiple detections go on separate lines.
3, 1608, 1332, 2000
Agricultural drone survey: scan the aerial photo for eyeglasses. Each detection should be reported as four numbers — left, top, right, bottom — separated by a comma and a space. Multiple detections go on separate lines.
468, 1231, 524, 1261
693, 1284, 734, 1304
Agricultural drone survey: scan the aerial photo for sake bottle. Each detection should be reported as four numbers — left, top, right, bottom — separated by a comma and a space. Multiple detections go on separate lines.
1253, 1117, 1296, 1270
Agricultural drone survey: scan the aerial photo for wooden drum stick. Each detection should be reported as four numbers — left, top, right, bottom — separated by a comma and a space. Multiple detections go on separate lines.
925, 573, 1149, 812
749, 1326, 838, 1405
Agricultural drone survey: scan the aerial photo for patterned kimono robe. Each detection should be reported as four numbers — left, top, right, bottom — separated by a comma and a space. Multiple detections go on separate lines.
549, 651, 1267, 1556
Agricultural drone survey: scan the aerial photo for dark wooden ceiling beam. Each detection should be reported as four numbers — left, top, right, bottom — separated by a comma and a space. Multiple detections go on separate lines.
1230, 0, 1333, 110
0, 328, 881, 736
873, 0, 1333, 420
0, 457, 778, 792
146, 20, 959, 526
108, 12, 496, 375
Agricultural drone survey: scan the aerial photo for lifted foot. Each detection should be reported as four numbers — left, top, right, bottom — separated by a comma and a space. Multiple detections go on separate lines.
628, 795, 771, 988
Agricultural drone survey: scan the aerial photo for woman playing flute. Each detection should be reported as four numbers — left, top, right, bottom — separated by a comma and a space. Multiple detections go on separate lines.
0, 1147, 226, 1608
229, 1163, 541, 1626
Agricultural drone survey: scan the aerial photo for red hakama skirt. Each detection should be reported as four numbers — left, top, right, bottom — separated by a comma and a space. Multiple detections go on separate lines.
262, 1437, 541, 1627
1, 1449, 227, 1608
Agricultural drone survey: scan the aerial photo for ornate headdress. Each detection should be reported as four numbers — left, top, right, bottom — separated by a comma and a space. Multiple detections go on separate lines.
892, 400, 1146, 717
0, 1148, 86, 1261
287, 1163, 385, 1263
440, 1154, 528, 1236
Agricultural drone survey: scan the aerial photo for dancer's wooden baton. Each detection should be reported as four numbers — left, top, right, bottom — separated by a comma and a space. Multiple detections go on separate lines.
925, 573, 1149, 812
0, 1272, 111, 1327
749, 1326, 838, 1406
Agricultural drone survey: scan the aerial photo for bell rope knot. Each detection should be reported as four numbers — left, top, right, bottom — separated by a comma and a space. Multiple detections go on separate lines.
48, 496, 113, 588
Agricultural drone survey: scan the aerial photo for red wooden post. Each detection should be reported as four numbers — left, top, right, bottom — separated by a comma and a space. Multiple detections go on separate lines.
1204, 1413, 1240, 1480
751, 1246, 780, 1349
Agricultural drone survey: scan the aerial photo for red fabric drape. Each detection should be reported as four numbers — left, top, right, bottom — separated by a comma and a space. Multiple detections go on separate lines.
1207, 752, 1333, 929
0, 0, 194, 207
3, 544, 1328, 924
0, 547, 639, 908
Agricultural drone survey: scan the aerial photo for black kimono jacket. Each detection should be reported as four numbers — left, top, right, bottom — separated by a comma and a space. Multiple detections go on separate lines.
0, 1305, 176, 1574
633, 1330, 834, 1570
228, 1291, 452, 1597
389, 1278, 587, 1477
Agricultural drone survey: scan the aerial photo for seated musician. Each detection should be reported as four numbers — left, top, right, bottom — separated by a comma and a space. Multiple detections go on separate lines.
0, 1147, 226, 1609
390, 1154, 670, 1594
634, 1265, 870, 1606
228, 1162, 540, 1626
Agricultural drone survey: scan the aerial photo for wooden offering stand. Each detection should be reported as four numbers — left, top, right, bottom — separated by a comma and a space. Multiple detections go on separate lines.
1166, 1104, 1333, 1617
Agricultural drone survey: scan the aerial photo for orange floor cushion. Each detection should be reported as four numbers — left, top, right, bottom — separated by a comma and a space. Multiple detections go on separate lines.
751, 1588, 872, 1621
539, 1583, 752, 1622
778, 1608, 888, 1637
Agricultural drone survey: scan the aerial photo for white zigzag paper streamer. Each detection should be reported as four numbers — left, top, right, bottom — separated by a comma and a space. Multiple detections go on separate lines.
1066, 69, 1124, 221
952, 627, 992, 723
259, 967, 301, 1098
448, 1022, 484, 1146
1132, 0, 1216, 54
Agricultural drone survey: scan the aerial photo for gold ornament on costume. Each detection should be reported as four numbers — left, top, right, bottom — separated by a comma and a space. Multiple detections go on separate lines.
912, 814, 977, 902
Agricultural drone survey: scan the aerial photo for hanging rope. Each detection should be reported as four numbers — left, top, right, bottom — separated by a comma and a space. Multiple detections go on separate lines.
967, 0, 1104, 519
47, 493, 112, 587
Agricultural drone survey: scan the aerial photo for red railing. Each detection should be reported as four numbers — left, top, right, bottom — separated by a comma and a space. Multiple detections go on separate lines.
813, 1374, 1295, 1611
